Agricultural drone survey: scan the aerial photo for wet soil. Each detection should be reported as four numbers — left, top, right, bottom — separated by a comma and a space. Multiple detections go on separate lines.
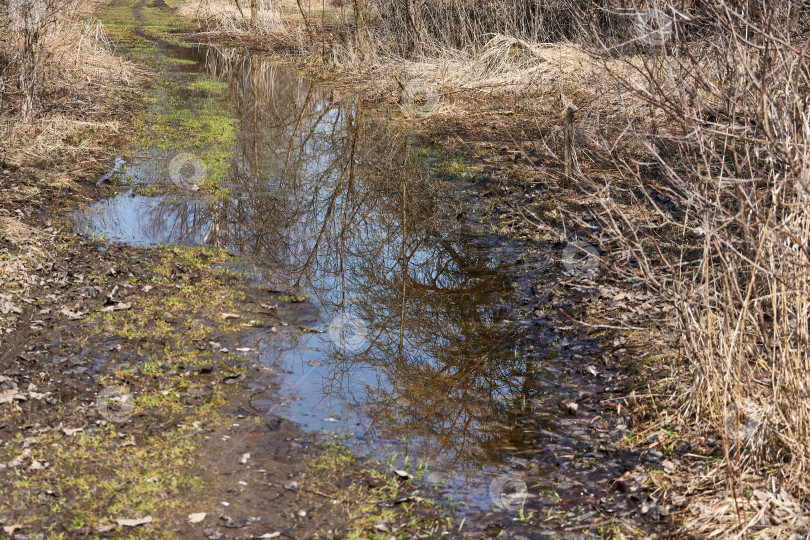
1, 198, 461, 538
0, 0, 695, 538
0, 4, 459, 538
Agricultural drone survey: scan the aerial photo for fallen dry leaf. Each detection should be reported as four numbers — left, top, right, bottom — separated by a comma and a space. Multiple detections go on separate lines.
188, 512, 207, 524
116, 516, 152, 527
61, 425, 84, 436
59, 308, 86, 320
100, 302, 131, 313
220, 313, 240, 320
394, 469, 414, 481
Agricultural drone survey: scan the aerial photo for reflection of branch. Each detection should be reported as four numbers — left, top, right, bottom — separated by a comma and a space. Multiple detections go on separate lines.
400, 151, 407, 355
281, 82, 314, 180
161, 47, 538, 467
294, 105, 362, 288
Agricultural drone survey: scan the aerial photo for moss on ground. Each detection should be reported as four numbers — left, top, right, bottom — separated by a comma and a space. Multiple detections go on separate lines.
0, 246, 256, 538
300, 435, 459, 539
97, 0, 237, 195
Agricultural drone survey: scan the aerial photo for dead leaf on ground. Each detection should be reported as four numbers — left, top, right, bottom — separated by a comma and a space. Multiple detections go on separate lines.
61, 425, 84, 436
116, 516, 152, 527
100, 302, 131, 312
59, 308, 87, 320
394, 469, 414, 481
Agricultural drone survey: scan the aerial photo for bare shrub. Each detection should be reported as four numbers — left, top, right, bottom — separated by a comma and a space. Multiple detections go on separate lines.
587, 0, 810, 501
361, 0, 628, 56
0, 0, 83, 120
0, 0, 136, 175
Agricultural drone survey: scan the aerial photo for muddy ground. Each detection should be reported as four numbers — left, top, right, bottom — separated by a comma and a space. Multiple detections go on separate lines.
1, 167, 470, 538
0, 0, 737, 538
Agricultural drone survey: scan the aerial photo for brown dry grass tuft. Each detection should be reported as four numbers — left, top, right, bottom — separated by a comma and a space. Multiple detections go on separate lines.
179, 0, 283, 33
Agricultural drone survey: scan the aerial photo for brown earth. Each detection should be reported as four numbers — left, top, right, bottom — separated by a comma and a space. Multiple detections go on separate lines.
0, 1, 743, 538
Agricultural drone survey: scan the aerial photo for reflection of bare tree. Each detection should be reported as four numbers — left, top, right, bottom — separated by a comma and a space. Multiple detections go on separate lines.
100, 46, 537, 471
331, 228, 542, 467
76, 191, 213, 247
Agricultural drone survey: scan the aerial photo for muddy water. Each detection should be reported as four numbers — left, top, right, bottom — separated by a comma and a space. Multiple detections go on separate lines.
75, 43, 613, 523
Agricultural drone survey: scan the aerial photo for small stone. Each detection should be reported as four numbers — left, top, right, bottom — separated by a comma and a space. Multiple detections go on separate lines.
283, 481, 299, 493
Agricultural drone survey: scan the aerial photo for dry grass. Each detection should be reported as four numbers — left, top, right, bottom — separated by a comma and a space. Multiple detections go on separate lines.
0, 0, 138, 154
179, 0, 283, 33
578, 1, 810, 536
0, 0, 140, 338
182, 0, 657, 148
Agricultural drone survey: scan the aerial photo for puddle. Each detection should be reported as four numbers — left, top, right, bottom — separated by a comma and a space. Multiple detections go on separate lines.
75, 43, 611, 519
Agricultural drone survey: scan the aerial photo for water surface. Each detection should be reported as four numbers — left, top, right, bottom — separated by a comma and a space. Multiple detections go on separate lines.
76, 43, 601, 520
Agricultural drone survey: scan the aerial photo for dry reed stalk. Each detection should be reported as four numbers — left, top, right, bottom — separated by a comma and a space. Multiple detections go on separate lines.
178, 0, 282, 33
578, 1, 810, 534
